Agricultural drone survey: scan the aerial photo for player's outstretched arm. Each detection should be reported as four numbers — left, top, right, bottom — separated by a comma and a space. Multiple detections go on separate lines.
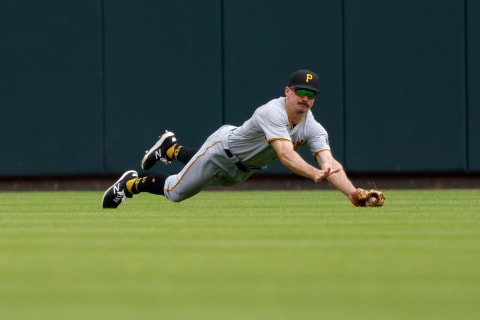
314, 151, 360, 206
271, 140, 339, 182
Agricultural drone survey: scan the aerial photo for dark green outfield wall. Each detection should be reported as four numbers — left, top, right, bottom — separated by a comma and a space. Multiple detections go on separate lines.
1, 0, 478, 176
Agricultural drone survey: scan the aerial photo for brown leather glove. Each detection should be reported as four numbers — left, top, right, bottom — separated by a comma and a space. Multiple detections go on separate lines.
354, 188, 386, 207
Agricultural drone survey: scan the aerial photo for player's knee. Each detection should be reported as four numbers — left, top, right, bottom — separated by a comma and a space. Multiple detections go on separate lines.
164, 191, 194, 203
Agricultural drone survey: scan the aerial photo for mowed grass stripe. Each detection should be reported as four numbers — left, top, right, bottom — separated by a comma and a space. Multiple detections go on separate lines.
0, 190, 479, 320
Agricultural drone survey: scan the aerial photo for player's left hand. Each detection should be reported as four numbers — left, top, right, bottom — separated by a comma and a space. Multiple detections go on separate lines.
351, 188, 386, 207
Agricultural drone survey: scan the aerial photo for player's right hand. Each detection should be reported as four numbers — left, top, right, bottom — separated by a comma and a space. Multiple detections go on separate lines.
314, 167, 340, 183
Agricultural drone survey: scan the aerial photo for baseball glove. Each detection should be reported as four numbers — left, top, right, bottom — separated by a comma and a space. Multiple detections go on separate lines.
354, 188, 386, 207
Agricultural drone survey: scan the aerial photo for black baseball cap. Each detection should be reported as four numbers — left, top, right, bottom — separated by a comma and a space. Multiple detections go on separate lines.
288, 69, 320, 93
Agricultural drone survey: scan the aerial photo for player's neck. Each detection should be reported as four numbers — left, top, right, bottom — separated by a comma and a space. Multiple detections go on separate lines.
284, 98, 307, 127
287, 112, 305, 128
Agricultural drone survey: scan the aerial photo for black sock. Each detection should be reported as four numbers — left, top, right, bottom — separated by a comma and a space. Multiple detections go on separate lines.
176, 146, 199, 164
131, 173, 169, 195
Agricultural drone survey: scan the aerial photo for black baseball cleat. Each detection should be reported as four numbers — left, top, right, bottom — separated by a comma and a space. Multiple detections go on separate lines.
102, 170, 138, 209
141, 130, 177, 170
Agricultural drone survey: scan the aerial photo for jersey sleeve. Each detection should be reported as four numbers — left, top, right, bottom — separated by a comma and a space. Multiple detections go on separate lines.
305, 117, 331, 154
253, 103, 291, 142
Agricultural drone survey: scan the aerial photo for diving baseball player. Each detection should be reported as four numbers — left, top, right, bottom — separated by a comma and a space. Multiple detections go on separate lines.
102, 69, 385, 208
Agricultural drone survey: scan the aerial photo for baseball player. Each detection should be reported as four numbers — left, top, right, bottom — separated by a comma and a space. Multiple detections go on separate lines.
102, 69, 385, 208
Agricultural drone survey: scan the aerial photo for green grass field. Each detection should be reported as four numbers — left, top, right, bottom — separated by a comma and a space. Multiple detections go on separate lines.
1, 189, 479, 320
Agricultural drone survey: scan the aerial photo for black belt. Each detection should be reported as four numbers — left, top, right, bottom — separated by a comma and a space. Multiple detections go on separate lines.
224, 149, 251, 172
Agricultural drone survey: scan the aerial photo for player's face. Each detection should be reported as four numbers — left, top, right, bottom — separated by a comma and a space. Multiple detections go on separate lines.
285, 86, 316, 115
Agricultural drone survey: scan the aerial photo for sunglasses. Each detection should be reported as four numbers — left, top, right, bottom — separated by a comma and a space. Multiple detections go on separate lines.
292, 88, 317, 99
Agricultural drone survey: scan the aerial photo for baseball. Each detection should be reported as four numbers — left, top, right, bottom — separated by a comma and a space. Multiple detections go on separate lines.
367, 197, 377, 205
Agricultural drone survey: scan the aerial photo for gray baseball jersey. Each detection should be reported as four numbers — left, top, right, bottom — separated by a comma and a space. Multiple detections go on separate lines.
164, 97, 330, 202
